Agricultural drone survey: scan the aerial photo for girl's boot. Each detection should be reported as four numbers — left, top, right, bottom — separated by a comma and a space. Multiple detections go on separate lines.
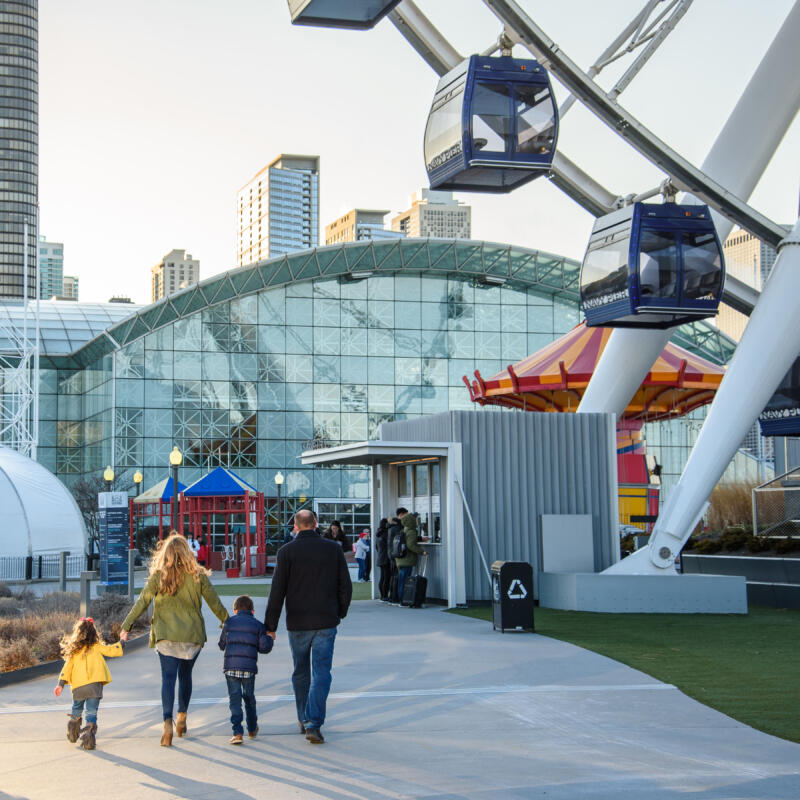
176, 711, 187, 737
79, 723, 97, 750
161, 718, 173, 746
66, 715, 81, 743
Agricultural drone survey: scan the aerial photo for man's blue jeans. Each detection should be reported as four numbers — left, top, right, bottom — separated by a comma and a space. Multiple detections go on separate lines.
287, 627, 337, 730
397, 565, 413, 602
71, 696, 100, 724
225, 674, 257, 736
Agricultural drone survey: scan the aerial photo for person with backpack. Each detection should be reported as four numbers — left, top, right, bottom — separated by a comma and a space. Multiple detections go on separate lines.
375, 518, 391, 601
392, 509, 427, 604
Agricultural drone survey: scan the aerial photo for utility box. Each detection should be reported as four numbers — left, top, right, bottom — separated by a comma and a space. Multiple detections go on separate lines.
491, 561, 534, 632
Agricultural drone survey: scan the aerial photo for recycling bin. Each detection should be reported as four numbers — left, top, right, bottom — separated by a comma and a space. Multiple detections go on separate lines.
491, 560, 534, 632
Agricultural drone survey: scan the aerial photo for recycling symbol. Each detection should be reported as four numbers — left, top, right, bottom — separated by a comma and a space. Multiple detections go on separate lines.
507, 579, 527, 600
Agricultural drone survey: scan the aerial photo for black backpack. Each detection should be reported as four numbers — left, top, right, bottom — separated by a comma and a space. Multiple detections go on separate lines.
390, 528, 407, 559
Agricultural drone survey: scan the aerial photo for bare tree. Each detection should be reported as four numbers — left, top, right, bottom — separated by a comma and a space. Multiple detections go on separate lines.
71, 470, 133, 554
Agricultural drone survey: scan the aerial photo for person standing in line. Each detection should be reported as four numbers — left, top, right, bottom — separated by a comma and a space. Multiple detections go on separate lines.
353, 531, 369, 582
196, 536, 209, 569
395, 511, 427, 604
387, 512, 406, 604
324, 520, 349, 551
121, 532, 229, 746
265, 509, 352, 744
363, 529, 372, 582
375, 518, 391, 601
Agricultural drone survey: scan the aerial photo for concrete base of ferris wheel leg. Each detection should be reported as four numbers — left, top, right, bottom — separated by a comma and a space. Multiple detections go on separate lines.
538, 571, 748, 614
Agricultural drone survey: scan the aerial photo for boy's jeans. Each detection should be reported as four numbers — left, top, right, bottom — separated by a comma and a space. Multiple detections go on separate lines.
225, 674, 257, 736
287, 627, 337, 730
71, 696, 100, 725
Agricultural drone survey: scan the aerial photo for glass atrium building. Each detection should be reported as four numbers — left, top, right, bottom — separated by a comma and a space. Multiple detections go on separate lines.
1, 238, 747, 537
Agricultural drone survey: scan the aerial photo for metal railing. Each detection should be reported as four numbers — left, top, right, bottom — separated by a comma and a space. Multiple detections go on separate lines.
0, 553, 85, 581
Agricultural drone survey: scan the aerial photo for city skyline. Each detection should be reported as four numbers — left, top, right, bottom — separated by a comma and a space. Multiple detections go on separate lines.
37, 0, 800, 304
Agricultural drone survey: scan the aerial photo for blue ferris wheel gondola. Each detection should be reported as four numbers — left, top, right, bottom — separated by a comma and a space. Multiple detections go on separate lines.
287, 0, 401, 29
580, 202, 725, 329
424, 55, 558, 193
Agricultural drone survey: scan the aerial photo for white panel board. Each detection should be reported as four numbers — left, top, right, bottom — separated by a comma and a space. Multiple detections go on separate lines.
541, 514, 594, 573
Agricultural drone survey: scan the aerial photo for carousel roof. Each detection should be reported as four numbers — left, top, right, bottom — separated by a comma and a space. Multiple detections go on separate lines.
464, 322, 725, 422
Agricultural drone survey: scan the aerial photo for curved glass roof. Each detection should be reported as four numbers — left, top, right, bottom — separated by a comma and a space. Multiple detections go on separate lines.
0, 300, 143, 357
0, 239, 736, 368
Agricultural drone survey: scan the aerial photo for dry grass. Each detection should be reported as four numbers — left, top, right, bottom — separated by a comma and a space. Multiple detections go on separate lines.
706, 481, 757, 532
0, 590, 149, 673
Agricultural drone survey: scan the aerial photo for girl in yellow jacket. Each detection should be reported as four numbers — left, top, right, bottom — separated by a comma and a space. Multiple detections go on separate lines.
54, 617, 124, 750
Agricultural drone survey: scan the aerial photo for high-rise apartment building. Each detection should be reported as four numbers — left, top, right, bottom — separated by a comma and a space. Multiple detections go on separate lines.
237, 154, 320, 265
61, 275, 79, 300
324, 208, 406, 245
391, 189, 471, 239
719, 227, 782, 341
38, 236, 63, 299
151, 249, 200, 302
0, 0, 37, 299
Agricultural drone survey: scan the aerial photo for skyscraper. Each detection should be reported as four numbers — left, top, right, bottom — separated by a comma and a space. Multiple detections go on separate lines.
61, 275, 79, 300
324, 208, 406, 245
237, 154, 319, 265
391, 189, 471, 239
38, 236, 63, 299
0, 0, 37, 299
151, 249, 200, 302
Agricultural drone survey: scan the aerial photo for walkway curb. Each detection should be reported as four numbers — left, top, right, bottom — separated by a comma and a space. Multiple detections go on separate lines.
0, 631, 150, 688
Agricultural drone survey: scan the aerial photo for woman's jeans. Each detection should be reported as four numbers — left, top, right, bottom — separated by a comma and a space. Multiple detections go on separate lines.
158, 652, 199, 721
397, 565, 413, 602
288, 627, 337, 730
356, 557, 366, 581
71, 696, 100, 724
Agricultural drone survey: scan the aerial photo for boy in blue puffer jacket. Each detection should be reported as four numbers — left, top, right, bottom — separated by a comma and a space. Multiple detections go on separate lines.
218, 595, 273, 744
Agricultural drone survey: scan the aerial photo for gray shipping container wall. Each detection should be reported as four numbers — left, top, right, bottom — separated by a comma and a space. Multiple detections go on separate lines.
381, 410, 617, 602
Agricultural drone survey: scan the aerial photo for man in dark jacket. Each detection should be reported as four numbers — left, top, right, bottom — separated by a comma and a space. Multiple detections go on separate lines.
265, 509, 352, 744
218, 595, 273, 744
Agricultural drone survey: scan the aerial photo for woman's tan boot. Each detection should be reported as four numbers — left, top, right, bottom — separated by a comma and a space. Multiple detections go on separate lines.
176, 712, 187, 737
160, 718, 174, 747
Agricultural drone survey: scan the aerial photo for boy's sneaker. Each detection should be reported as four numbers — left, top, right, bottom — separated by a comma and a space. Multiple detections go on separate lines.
248, 727, 258, 739
229, 734, 243, 745
305, 727, 325, 744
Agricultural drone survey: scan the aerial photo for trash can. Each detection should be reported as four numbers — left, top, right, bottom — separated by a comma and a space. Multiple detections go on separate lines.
491, 561, 534, 632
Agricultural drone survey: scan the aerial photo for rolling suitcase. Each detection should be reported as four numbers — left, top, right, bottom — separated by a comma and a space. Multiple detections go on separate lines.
401, 555, 428, 608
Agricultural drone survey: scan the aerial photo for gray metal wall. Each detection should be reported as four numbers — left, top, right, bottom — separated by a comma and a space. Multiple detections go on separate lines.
381, 410, 617, 602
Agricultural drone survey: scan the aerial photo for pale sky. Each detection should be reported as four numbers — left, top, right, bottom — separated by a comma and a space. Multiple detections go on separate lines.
38, 0, 799, 304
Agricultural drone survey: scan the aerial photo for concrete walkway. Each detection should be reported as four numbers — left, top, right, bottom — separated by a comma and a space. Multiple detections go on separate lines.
1, 597, 799, 799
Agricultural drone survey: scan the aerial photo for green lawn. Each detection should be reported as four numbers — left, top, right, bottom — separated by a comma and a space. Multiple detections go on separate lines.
215, 580, 373, 601
449, 605, 800, 743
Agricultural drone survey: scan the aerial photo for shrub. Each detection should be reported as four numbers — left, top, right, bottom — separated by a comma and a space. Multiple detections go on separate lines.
706, 482, 757, 533
12, 587, 35, 606
775, 537, 799, 554
722, 529, 749, 552
695, 538, 722, 554
0, 582, 12, 598
89, 593, 149, 642
32, 629, 64, 662
746, 535, 771, 554
0, 640, 38, 672
0, 598, 20, 618
34, 592, 79, 616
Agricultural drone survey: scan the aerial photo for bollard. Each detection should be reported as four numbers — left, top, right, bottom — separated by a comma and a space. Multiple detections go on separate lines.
59, 551, 68, 592
127, 549, 138, 602
79, 571, 97, 618
24, 555, 32, 581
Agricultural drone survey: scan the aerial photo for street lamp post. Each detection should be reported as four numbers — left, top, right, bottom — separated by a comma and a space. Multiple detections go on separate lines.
132, 470, 143, 547
274, 472, 284, 540
103, 465, 115, 492
169, 447, 183, 533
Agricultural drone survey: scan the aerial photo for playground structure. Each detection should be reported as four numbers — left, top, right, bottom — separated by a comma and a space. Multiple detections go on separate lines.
286, 0, 800, 598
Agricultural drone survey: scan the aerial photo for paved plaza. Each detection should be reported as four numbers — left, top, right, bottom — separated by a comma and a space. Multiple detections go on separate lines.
1, 595, 799, 800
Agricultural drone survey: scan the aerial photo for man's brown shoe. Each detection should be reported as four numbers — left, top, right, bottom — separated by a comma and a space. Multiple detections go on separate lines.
229, 733, 244, 745
248, 727, 258, 739
305, 727, 324, 744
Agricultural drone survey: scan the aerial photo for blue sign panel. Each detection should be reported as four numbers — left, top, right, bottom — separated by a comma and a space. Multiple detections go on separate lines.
98, 492, 130, 586
759, 357, 800, 437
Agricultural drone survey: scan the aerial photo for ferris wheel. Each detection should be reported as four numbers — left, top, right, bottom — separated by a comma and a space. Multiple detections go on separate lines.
286, 0, 800, 576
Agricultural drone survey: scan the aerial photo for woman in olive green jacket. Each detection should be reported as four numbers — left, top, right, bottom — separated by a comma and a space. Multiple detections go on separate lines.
121, 532, 228, 746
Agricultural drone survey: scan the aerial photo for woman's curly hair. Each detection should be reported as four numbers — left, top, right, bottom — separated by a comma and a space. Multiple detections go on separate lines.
60, 617, 101, 658
150, 532, 210, 595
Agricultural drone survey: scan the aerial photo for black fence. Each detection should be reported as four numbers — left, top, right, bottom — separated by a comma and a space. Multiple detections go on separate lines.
0, 553, 85, 582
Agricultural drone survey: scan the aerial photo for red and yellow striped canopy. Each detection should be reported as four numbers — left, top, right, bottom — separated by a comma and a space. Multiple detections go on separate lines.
464, 322, 725, 422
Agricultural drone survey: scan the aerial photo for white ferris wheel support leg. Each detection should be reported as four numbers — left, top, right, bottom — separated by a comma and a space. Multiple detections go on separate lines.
606, 221, 800, 574
579, 0, 800, 422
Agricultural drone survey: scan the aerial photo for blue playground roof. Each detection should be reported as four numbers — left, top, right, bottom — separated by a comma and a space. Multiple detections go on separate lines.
183, 466, 257, 497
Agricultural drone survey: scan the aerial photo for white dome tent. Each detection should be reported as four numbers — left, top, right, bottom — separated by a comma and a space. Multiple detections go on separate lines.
0, 446, 86, 557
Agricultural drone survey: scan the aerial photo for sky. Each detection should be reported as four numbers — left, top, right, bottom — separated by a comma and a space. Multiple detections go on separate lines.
38, 0, 800, 304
